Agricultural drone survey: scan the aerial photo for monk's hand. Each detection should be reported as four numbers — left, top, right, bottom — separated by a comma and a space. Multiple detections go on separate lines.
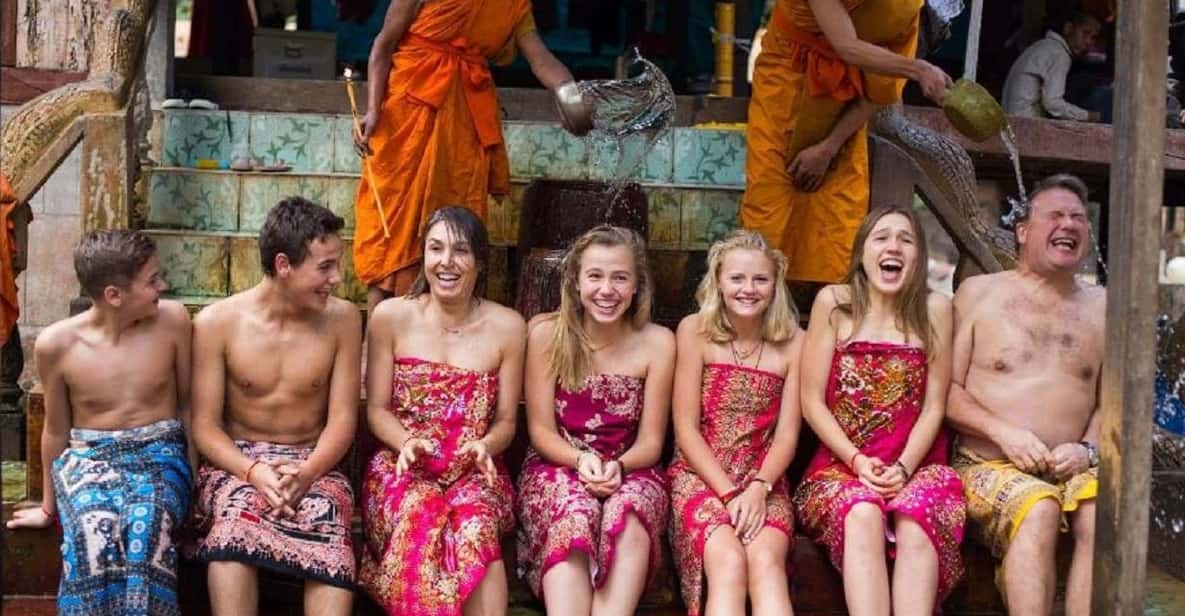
576, 451, 604, 486
354, 111, 378, 157
996, 425, 1055, 477
459, 439, 498, 487
274, 461, 313, 509
395, 437, 434, 479
854, 454, 897, 497
5, 502, 53, 530
1051, 442, 1091, 481
728, 483, 767, 543
915, 59, 952, 104
787, 142, 837, 193
248, 462, 297, 519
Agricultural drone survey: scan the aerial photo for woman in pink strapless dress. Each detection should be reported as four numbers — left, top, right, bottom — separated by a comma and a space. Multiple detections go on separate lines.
795, 204, 965, 616
669, 230, 804, 616
516, 225, 675, 616
360, 207, 526, 616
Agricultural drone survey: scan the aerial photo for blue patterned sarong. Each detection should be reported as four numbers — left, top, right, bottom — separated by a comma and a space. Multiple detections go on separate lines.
52, 418, 192, 616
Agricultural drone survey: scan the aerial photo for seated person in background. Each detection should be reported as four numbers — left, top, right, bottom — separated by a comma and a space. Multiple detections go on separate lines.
188, 197, 361, 616
947, 174, 1104, 616
516, 225, 675, 616
795, 205, 965, 616
1002, 10, 1102, 122
7, 230, 194, 616
669, 230, 804, 616
360, 206, 524, 616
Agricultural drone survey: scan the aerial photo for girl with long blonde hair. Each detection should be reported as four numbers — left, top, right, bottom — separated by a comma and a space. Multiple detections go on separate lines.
669, 229, 804, 616
516, 225, 675, 616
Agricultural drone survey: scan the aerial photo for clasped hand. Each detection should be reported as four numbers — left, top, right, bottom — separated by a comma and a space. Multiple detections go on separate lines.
577, 452, 623, 497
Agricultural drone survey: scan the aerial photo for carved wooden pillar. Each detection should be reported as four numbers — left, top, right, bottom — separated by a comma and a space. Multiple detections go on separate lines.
79, 109, 135, 231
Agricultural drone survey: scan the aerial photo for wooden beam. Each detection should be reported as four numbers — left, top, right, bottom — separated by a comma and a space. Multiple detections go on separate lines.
963, 0, 984, 80
1, 0, 16, 67
1092, 0, 1167, 613
0, 66, 86, 104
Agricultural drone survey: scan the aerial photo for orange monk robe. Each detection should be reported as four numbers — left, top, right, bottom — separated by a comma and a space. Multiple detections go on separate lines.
741, 0, 921, 283
0, 175, 26, 345
353, 0, 536, 291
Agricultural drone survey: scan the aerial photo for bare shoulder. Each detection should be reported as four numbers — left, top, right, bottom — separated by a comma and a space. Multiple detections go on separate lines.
816, 284, 846, 310
527, 311, 558, 341
369, 296, 416, 329
926, 291, 954, 316
675, 313, 703, 340
640, 321, 676, 351
324, 296, 362, 327
482, 300, 527, 343
1079, 282, 1106, 312
192, 291, 247, 329
34, 315, 84, 359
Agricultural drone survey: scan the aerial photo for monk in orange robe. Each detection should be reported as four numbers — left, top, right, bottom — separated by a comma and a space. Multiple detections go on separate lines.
742, 0, 952, 287
354, 0, 588, 312
0, 175, 27, 346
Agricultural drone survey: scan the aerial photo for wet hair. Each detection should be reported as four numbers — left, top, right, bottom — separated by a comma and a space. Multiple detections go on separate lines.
407, 206, 490, 298
548, 225, 652, 391
1015, 173, 1089, 225
258, 196, 345, 276
838, 204, 935, 356
695, 229, 797, 343
74, 230, 157, 299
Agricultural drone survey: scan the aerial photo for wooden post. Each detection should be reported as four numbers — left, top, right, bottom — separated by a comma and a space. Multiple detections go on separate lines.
963, 0, 984, 81
1092, 0, 1167, 613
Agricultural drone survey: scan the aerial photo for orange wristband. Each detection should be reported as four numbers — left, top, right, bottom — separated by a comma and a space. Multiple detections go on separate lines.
243, 459, 263, 482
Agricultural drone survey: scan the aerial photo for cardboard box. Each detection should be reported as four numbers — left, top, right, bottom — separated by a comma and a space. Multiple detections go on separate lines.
253, 28, 336, 80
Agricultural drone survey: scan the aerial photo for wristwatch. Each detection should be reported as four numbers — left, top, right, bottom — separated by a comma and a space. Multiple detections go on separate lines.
1079, 441, 1100, 467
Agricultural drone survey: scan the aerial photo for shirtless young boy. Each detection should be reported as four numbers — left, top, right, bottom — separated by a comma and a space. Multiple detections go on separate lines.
6, 230, 194, 616
946, 174, 1104, 616
188, 197, 361, 615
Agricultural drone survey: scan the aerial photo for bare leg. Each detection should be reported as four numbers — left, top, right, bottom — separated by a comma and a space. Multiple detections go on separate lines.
891, 514, 939, 616
744, 527, 793, 616
1002, 498, 1062, 616
1064, 500, 1096, 616
592, 513, 650, 616
541, 550, 594, 616
208, 561, 258, 616
463, 559, 509, 616
702, 526, 748, 616
842, 502, 890, 616
304, 579, 353, 616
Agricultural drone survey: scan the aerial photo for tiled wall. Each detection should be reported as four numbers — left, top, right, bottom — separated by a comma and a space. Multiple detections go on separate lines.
149, 109, 747, 306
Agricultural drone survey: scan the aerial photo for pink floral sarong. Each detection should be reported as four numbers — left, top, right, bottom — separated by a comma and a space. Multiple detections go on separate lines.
794, 341, 965, 602
360, 357, 514, 616
668, 364, 795, 616
515, 374, 669, 598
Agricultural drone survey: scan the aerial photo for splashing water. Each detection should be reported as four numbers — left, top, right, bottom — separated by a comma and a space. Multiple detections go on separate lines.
577, 50, 676, 220
999, 124, 1027, 229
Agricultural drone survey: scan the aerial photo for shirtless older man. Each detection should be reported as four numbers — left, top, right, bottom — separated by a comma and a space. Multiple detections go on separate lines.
947, 173, 1103, 616
188, 197, 361, 615
7, 230, 193, 616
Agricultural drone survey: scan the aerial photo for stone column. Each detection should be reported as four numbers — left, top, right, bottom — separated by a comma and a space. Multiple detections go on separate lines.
145, 0, 174, 108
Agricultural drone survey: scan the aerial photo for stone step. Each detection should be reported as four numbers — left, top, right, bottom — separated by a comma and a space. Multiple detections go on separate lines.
143, 166, 741, 254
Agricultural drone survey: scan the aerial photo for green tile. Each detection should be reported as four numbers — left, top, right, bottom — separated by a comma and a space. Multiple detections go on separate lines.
151, 234, 229, 297
323, 176, 360, 231
488, 184, 525, 247
587, 131, 673, 183
239, 175, 329, 232
147, 170, 240, 231
681, 190, 741, 249
643, 187, 681, 249
249, 114, 334, 173
673, 128, 747, 187
332, 115, 363, 174
161, 110, 249, 167
506, 122, 587, 180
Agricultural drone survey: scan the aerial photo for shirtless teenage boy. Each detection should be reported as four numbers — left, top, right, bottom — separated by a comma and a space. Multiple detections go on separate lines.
188, 197, 361, 616
6, 230, 194, 616
946, 174, 1104, 616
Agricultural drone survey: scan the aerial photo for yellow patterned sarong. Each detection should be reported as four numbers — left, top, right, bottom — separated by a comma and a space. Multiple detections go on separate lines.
951, 445, 1096, 559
